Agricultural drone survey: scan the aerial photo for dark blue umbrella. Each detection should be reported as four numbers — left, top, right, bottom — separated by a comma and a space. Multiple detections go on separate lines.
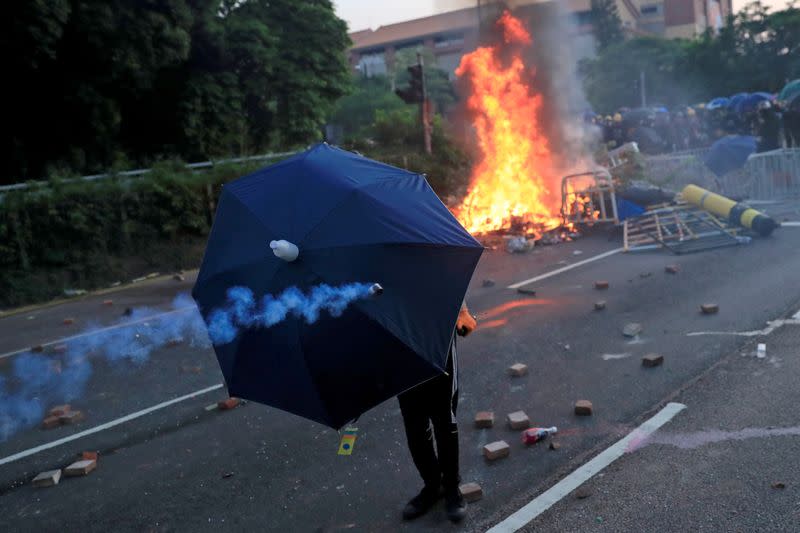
735, 92, 771, 114
192, 143, 483, 429
727, 93, 749, 110
704, 135, 757, 177
707, 97, 730, 110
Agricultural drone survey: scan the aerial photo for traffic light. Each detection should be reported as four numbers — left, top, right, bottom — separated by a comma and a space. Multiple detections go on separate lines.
395, 64, 424, 104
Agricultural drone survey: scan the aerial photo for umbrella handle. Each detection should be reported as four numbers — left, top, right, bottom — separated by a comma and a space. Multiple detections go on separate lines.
270, 240, 299, 262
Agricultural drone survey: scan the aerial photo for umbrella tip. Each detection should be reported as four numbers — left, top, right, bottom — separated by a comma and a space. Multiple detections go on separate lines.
270, 240, 299, 262
369, 283, 384, 296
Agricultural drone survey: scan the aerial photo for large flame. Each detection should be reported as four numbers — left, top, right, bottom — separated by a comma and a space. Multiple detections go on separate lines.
455, 11, 561, 235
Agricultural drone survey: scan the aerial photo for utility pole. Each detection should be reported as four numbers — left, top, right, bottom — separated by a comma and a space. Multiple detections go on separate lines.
640, 70, 647, 108
419, 52, 432, 155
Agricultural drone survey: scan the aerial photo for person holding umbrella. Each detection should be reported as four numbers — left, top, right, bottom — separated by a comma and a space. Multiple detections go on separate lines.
399, 301, 477, 523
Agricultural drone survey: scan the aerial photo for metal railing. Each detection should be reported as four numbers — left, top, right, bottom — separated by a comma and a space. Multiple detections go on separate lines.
643, 148, 800, 200
0, 151, 298, 193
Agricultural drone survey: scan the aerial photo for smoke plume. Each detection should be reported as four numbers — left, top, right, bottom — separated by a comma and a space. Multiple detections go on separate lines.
0, 283, 373, 441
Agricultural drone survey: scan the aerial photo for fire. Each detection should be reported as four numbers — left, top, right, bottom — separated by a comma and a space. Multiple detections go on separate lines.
454, 11, 561, 236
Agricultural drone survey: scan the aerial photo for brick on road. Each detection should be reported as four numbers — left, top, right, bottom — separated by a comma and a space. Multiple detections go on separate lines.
81, 451, 99, 461
64, 459, 97, 477
41, 416, 61, 430
218, 397, 241, 410
642, 354, 664, 367
459, 482, 483, 503
63, 318, 75, 325
594, 300, 607, 310
574, 400, 593, 416
32, 470, 62, 488
59, 411, 85, 425
623, 323, 643, 337
474, 411, 494, 429
483, 440, 510, 461
507, 410, 530, 430
701, 303, 719, 315
508, 363, 528, 377
594, 281, 609, 290
49, 404, 71, 417
665, 265, 680, 274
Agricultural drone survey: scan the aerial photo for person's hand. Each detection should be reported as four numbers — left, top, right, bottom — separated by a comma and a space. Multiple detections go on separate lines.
456, 306, 477, 337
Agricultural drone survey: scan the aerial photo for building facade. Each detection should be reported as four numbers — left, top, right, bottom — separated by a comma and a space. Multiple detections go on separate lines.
347, 0, 733, 78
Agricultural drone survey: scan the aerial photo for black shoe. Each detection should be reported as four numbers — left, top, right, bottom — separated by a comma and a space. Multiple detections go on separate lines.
445, 487, 467, 523
402, 485, 442, 520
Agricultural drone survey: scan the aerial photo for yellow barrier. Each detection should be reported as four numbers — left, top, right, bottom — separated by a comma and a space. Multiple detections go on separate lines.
681, 185, 778, 237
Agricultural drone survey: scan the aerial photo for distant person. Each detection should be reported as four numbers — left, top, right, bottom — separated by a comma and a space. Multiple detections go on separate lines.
398, 302, 476, 523
755, 101, 781, 153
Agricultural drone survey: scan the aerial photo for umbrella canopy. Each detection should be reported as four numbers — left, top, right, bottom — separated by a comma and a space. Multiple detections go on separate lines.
192, 143, 483, 429
779, 79, 800, 103
704, 135, 757, 177
727, 93, 749, 110
707, 97, 730, 110
735, 92, 772, 114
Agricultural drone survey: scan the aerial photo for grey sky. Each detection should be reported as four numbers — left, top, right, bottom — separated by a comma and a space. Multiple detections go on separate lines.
335, 0, 794, 32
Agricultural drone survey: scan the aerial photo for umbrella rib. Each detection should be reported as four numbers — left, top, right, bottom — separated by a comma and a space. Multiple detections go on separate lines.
291, 321, 336, 427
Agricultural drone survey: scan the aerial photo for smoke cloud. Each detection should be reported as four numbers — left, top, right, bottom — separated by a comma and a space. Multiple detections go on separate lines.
206, 282, 375, 345
0, 283, 374, 442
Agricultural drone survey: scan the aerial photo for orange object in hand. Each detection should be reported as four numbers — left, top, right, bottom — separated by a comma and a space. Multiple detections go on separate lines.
456, 306, 477, 337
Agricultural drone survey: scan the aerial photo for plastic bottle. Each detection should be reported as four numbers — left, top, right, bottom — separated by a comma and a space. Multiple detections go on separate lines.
522, 426, 558, 445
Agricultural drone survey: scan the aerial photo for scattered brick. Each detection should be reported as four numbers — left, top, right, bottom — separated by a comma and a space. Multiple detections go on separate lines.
474, 411, 494, 429
31, 345, 45, 353
459, 482, 483, 503
508, 363, 528, 377
483, 440, 510, 461
81, 451, 99, 461
482, 279, 496, 288
41, 416, 61, 430
49, 404, 71, 417
64, 459, 97, 477
665, 265, 680, 274
575, 400, 593, 416
173, 274, 186, 282
594, 301, 607, 311
642, 354, 664, 367
217, 397, 241, 410
32, 470, 62, 487
623, 323, 643, 338
123, 307, 133, 317
594, 281, 609, 290
771, 481, 786, 489
166, 338, 183, 348
102, 299, 114, 306
59, 411, 85, 425
507, 410, 530, 430
516, 287, 536, 296
549, 441, 561, 451
701, 304, 719, 315
575, 488, 592, 500
63, 318, 75, 325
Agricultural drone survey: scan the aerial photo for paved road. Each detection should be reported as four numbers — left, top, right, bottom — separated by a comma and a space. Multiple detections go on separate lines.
1, 204, 799, 532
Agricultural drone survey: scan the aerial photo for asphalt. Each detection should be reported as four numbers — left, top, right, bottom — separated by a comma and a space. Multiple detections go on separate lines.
1, 202, 799, 532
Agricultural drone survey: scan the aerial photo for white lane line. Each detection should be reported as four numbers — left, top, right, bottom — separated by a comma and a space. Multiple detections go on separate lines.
687, 309, 800, 337
781, 222, 800, 227
601, 353, 632, 361
487, 402, 687, 533
507, 248, 624, 289
0, 307, 195, 360
0, 383, 223, 467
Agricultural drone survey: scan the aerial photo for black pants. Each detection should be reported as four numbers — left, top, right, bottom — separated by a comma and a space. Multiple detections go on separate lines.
398, 336, 459, 490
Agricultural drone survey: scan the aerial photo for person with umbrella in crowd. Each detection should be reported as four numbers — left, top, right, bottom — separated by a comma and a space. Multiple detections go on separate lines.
755, 100, 782, 153
399, 302, 477, 523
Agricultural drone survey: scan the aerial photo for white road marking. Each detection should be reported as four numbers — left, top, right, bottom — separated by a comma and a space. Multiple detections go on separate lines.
487, 402, 687, 533
0, 306, 195, 360
0, 383, 223, 467
688, 310, 800, 337
601, 353, 632, 361
781, 222, 800, 227
507, 248, 624, 289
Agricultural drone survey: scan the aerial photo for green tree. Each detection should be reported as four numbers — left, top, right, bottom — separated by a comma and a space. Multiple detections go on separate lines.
591, 0, 624, 52
330, 76, 407, 139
